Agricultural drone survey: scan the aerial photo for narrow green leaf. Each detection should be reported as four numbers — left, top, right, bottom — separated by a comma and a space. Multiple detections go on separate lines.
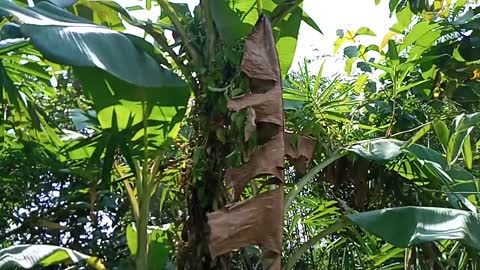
399, 21, 439, 52
348, 139, 403, 161
447, 127, 474, 167
434, 120, 449, 151
0, 38, 29, 55
285, 150, 347, 212
302, 11, 322, 34
367, 62, 394, 75
403, 122, 432, 147
354, 74, 369, 94
313, 60, 326, 91
455, 112, 480, 133
356, 26, 376, 36
396, 79, 429, 93
387, 40, 399, 66
345, 58, 355, 76
462, 134, 473, 170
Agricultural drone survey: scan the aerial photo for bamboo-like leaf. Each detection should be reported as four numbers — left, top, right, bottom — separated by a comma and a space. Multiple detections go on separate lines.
434, 120, 449, 151
301, 11, 322, 34
462, 134, 473, 170
402, 122, 433, 148
447, 127, 474, 168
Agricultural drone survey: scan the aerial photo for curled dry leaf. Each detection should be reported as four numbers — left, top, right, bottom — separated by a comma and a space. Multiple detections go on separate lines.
225, 134, 284, 199
227, 88, 283, 127
284, 133, 316, 174
207, 188, 283, 259
240, 18, 280, 82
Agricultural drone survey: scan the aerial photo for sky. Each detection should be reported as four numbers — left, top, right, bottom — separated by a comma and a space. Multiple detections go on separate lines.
118, 0, 396, 75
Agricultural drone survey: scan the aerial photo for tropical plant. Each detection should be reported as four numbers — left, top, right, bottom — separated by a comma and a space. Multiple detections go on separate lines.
1, 0, 480, 269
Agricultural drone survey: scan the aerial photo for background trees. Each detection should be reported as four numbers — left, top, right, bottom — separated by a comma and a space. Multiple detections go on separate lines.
1, 0, 480, 269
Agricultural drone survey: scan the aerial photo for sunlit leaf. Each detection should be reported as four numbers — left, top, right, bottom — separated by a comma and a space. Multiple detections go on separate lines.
0, 1, 173, 87
0, 244, 106, 270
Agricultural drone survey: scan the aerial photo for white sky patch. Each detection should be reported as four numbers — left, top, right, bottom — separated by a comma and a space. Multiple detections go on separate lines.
294, 0, 395, 75
118, 0, 395, 75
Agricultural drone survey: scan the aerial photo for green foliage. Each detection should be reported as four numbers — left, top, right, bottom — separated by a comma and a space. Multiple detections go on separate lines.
348, 207, 480, 249
0, 244, 105, 269
1, 0, 480, 269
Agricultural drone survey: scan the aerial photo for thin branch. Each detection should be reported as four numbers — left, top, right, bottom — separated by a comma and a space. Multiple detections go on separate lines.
156, 0, 204, 68
390, 121, 432, 138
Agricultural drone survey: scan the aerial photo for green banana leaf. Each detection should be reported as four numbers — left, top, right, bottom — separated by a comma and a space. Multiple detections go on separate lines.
347, 206, 480, 249
0, 0, 182, 88
0, 244, 106, 269
208, 0, 303, 77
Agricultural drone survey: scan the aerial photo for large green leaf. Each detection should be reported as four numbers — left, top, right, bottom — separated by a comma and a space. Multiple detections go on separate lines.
209, 0, 303, 76
276, 5, 302, 78
75, 67, 188, 134
70, 68, 188, 171
347, 207, 480, 249
348, 139, 403, 161
0, 244, 105, 269
0, 1, 177, 88
126, 224, 173, 270
399, 21, 439, 52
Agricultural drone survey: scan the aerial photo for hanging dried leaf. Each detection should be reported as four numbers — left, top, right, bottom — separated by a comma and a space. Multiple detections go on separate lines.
211, 15, 284, 270
284, 133, 316, 174
207, 188, 283, 258
353, 159, 370, 209
225, 134, 284, 199
227, 88, 283, 127
240, 17, 280, 82
332, 156, 349, 191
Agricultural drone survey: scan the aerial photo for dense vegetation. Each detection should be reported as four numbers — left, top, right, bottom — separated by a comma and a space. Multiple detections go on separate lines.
1, 0, 480, 269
